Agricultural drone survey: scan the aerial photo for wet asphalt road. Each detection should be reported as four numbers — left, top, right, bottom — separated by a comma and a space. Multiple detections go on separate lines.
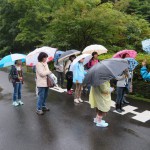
0, 71, 150, 150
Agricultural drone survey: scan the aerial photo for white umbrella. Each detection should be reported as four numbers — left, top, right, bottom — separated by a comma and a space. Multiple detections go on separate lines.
26, 46, 57, 66
82, 44, 108, 55
70, 54, 92, 71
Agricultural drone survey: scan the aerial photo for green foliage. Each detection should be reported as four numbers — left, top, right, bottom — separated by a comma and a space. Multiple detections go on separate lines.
0, 0, 150, 56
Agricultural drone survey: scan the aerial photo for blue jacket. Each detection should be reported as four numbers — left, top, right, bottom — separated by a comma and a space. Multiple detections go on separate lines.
140, 66, 150, 81
73, 62, 87, 83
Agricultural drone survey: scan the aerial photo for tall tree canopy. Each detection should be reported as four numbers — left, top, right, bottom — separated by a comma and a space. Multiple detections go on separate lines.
0, 0, 150, 56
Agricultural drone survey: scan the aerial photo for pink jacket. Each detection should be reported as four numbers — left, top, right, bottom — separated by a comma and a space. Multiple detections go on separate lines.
87, 59, 99, 69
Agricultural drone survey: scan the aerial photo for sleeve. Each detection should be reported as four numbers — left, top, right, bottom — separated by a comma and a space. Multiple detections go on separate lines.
100, 82, 110, 94
36, 63, 51, 77
64, 60, 71, 73
87, 60, 92, 69
54, 61, 59, 69
140, 66, 150, 81
73, 64, 78, 82
116, 75, 125, 81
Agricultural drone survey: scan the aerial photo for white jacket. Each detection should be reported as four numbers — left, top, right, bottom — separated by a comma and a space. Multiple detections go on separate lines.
36, 62, 51, 87
116, 71, 131, 87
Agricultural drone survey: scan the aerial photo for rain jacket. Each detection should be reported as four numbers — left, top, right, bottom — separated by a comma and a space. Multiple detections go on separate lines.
89, 81, 111, 112
140, 66, 150, 81
73, 62, 87, 83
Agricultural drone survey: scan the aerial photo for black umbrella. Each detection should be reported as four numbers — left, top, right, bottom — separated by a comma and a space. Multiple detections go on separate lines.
58, 50, 80, 62
83, 58, 129, 87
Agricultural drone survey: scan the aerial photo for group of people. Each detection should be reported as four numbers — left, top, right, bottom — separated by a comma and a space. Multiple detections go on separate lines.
8, 51, 150, 128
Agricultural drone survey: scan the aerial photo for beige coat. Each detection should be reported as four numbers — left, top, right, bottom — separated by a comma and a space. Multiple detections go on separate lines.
36, 62, 51, 87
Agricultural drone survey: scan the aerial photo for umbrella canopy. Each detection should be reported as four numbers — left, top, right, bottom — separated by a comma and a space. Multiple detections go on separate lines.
83, 58, 129, 87
0, 53, 26, 68
113, 50, 137, 58
125, 58, 138, 71
82, 44, 108, 55
54, 51, 64, 62
58, 50, 80, 62
70, 54, 92, 71
142, 39, 150, 54
26, 46, 57, 66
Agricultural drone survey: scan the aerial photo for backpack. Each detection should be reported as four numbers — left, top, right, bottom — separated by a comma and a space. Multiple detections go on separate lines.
8, 66, 14, 82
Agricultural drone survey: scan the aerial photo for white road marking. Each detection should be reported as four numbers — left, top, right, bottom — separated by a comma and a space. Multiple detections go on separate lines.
132, 111, 150, 123
49, 88, 150, 123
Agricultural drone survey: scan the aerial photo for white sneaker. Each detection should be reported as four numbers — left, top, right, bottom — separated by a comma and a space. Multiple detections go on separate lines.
12, 101, 19, 107
96, 121, 109, 127
93, 118, 105, 124
74, 99, 79, 104
78, 98, 83, 103
18, 100, 24, 105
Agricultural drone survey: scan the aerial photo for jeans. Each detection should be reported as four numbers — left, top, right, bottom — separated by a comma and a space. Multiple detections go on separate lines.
13, 82, 22, 102
56, 72, 64, 87
37, 87, 49, 110
116, 87, 126, 105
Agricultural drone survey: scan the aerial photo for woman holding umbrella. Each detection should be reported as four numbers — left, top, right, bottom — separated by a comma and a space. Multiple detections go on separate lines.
65, 55, 76, 95
73, 58, 87, 103
9, 60, 24, 106
36, 52, 57, 115
84, 58, 129, 127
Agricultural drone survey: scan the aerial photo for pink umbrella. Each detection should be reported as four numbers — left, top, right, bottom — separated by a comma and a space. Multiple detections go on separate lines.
113, 50, 137, 58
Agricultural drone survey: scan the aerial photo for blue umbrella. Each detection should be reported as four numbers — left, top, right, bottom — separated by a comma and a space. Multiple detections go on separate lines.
125, 58, 138, 71
142, 39, 150, 54
54, 51, 64, 62
0, 53, 26, 68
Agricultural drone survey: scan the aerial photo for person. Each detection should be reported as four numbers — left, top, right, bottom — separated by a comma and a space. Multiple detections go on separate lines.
115, 69, 131, 113
65, 55, 76, 95
32, 66, 38, 97
36, 52, 54, 115
9, 60, 24, 106
83, 52, 99, 94
54, 59, 64, 88
73, 58, 87, 103
121, 53, 132, 104
87, 52, 99, 69
141, 60, 150, 81
89, 81, 114, 127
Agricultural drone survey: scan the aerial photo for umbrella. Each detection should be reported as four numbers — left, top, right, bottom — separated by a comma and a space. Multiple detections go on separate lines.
54, 51, 64, 62
83, 58, 129, 87
113, 50, 137, 58
82, 44, 108, 55
70, 54, 92, 71
142, 39, 150, 54
0, 53, 26, 68
58, 50, 80, 62
125, 57, 138, 71
26, 46, 57, 66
